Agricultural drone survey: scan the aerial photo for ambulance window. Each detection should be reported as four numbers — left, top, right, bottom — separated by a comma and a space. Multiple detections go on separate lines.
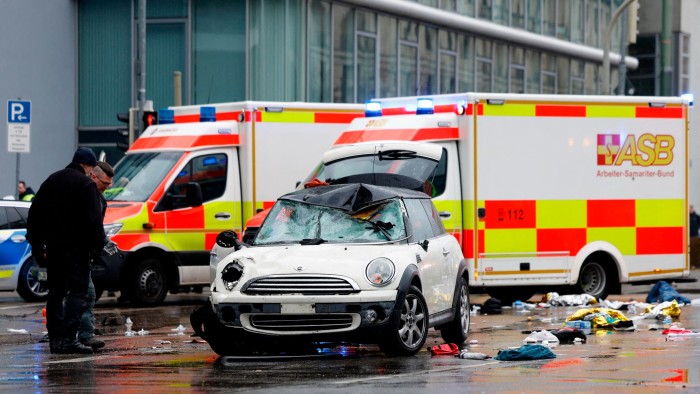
428, 148, 448, 197
173, 154, 228, 203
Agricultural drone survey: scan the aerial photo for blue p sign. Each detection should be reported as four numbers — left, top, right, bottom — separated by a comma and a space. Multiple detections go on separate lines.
7, 100, 31, 124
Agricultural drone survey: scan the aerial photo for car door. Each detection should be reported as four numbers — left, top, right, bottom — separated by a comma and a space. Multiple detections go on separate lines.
0, 207, 30, 289
404, 198, 454, 314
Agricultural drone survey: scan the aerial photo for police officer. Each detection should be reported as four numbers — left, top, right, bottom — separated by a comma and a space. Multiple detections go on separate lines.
27, 147, 107, 354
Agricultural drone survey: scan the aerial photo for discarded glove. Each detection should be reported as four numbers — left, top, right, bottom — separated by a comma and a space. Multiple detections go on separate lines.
494, 344, 556, 361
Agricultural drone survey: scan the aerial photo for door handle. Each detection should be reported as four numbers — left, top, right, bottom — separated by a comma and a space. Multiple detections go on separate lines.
442, 248, 450, 256
438, 211, 452, 219
214, 212, 231, 220
11, 234, 26, 243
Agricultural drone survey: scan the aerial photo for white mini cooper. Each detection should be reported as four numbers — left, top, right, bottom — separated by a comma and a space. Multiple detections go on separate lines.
192, 183, 469, 356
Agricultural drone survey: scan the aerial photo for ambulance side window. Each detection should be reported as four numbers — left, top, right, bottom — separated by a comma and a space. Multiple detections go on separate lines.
428, 148, 448, 197
170, 154, 227, 204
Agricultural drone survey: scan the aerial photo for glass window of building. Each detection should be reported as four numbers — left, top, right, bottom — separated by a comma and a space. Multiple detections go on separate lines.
585, 0, 600, 47
477, 0, 493, 20
542, 0, 556, 36
356, 11, 377, 103
333, 4, 354, 103
571, 59, 585, 94
541, 53, 556, 94
493, 42, 508, 92
439, 31, 457, 94
528, 0, 542, 34
192, 0, 245, 104
458, 0, 476, 17
510, 0, 526, 29
510, 47, 526, 93
439, 0, 457, 12
399, 20, 419, 96
379, 15, 398, 98
628, 35, 658, 96
420, 26, 438, 95
585, 62, 598, 95
557, 57, 570, 94
556, 1, 569, 40
492, 0, 508, 25
680, 33, 690, 94
308, 0, 332, 102
458, 34, 474, 91
475, 38, 493, 92
527, 50, 541, 93
416, 0, 438, 7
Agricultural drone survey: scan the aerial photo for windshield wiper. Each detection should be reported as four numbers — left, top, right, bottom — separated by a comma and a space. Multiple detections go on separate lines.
378, 149, 417, 161
360, 219, 394, 240
300, 238, 328, 245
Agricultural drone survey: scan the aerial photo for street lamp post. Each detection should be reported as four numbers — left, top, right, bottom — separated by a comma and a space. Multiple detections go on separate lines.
601, 0, 636, 95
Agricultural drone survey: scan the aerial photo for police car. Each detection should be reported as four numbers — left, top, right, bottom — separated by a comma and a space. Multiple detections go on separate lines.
0, 200, 48, 301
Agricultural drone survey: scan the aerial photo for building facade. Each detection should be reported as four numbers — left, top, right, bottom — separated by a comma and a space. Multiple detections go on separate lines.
0, 0, 696, 202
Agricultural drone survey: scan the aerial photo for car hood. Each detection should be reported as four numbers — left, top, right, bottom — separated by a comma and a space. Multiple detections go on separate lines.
217, 243, 418, 290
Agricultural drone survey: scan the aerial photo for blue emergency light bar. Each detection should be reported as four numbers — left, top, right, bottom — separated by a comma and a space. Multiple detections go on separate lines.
416, 98, 434, 115
365, 102, 382, 117
159, 109, 175, 124
200, 106, 216, 122
682, 93, 694, 107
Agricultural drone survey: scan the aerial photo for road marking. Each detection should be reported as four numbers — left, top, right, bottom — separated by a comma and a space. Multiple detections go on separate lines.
42, 355, 122, 365
331, 360, 501, 385
0, 303, 43, 311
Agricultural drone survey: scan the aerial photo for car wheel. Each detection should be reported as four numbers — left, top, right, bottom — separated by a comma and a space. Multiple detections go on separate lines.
201, 309, 247, 356
577, 259, 618, 300
439, 278, 469, 344
16, 258, 49, 302
127, 258, 168, 305
379, 285, 428, 357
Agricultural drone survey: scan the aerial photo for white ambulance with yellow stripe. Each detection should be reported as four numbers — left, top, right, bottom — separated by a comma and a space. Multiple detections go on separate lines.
96, 101, 363, 304
298, 93, 693, 302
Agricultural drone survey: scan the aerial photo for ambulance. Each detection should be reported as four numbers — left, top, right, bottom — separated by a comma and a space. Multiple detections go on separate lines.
94, 101, 364, 304
291, 93, 693, 302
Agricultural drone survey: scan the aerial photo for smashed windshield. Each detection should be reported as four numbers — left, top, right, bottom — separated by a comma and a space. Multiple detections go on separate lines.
254, 199, 406, 245
300, 150, 446, 197
104, 152, 183, 202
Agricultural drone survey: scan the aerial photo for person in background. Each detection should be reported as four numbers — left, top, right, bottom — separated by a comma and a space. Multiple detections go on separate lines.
79, 161, 115, 350
26, 147, 107, 355
690, 205, 700, 238
18, 181, 35, 201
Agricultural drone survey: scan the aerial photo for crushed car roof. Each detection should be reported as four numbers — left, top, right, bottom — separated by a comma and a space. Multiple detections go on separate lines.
280, 183, 429, 214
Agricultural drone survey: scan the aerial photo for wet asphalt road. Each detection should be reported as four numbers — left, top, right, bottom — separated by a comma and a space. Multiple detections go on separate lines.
0, 283, 699, 393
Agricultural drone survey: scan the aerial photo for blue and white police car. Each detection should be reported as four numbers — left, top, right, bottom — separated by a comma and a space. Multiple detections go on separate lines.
0, 200, 48, 301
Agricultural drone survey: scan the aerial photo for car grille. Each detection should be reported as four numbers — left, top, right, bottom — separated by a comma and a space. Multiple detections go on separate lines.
249, 314, 354, 332
243, 275, 359, 295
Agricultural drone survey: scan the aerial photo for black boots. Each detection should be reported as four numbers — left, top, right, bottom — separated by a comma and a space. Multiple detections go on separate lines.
49, 338, 62, 354
58, 338, 93, 354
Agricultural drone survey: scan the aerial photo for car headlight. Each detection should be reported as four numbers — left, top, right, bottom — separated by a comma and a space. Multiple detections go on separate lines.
366, 258, 395, 287
221, 260, 244, 291
103, 223, 123, 238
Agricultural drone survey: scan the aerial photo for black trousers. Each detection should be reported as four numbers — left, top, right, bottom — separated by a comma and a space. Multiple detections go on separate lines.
46, 249, 91, 341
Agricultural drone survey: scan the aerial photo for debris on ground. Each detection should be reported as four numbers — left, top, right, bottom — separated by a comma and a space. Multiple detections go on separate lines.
523, 330, 559, 345
428, 343, 460, 356
458, 351, 490, 360
543, 292, 597, 307
494, 344, 556, 361
646, 281, 691, 305
565, 308, 634, 330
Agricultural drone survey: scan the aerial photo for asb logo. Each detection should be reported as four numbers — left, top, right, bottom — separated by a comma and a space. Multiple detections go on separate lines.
597, 134, 674, 166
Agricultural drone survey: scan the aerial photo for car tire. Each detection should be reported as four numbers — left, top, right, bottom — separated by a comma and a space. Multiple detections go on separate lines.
127, 258, 168, 305
379, 285, 428, 357
439, 278, 469, 344
576, 259, 619, 300
16, 258, 49, 302
201, 309, 247, 356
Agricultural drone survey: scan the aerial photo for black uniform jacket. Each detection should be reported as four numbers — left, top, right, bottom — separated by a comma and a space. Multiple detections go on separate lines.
26, 162, 106, 253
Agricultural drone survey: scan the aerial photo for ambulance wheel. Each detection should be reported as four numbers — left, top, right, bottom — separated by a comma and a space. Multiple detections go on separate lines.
576, 259, 619, 300
439, 278, 469, 344
378, 285, 428, 357
128, 258, 168, 305
16, 258, 49, 302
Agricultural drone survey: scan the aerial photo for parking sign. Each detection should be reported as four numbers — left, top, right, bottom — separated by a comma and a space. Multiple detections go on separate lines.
7, 100, 31, 153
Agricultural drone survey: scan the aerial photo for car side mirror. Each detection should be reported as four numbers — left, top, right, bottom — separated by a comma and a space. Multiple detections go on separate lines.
216, 230, 244, 251
184, 182, 203, 207
419, 239, 429, 252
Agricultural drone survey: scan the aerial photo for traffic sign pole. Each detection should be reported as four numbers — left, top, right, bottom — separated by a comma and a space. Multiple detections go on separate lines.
7, 99, 31, 200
